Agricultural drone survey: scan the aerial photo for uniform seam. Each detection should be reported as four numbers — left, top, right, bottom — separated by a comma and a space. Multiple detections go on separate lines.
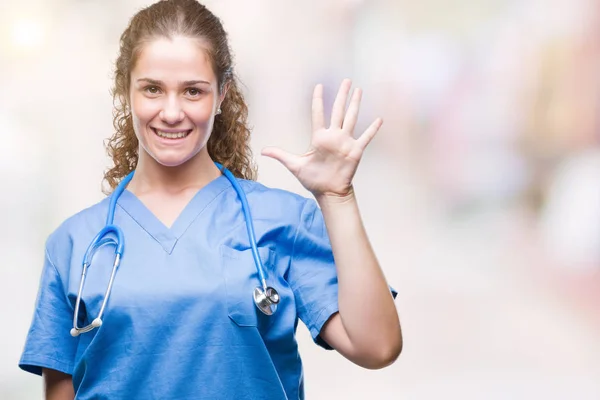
45, 246, 74, 311
116, 203, 162, 245
20, 354, 74, 370
288, 200, 310, 294
178, 184, 231, 239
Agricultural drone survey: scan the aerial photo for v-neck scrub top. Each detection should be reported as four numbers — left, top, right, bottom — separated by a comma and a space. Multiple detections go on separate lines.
19, 176, 358, 399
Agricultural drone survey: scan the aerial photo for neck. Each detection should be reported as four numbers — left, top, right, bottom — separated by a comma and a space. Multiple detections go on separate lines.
129, 148, 221, 195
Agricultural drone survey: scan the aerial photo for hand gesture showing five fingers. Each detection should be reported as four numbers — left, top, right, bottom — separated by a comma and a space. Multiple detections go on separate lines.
262, 79, 383, 199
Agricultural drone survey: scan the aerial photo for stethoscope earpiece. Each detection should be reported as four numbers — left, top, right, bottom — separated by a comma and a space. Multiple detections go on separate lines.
253, 286, 280, 315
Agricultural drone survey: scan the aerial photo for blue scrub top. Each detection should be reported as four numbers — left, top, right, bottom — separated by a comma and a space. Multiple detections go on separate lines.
20, 176, 347, 399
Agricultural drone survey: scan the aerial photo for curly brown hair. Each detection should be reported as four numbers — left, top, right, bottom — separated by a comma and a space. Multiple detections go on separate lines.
103, 0, 257, 193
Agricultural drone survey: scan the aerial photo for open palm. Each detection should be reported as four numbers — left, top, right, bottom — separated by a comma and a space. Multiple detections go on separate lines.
262, 79, 383, 198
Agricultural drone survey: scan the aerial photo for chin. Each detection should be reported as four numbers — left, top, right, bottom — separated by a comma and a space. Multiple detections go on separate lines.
153, 153, 196, 168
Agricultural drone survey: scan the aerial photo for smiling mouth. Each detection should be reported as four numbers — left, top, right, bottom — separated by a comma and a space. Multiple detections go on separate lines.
152, 128, 192, 139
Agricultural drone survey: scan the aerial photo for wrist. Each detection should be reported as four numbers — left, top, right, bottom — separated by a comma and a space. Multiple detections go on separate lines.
314, 186, 356, 207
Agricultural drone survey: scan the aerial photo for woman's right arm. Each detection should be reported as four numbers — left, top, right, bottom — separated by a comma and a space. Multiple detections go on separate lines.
19, 240, 78, 398
43, 368, 74, 400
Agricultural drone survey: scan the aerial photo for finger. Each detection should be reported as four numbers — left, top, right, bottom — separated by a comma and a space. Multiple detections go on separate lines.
342, 88, 362, 134
261, 147, 301, 173
312, 84, 325, 132
330, 79, 352, 129
356, 118, 383, 151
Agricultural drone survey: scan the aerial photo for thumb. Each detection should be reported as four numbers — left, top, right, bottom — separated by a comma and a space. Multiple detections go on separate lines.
261, 146, 300, 173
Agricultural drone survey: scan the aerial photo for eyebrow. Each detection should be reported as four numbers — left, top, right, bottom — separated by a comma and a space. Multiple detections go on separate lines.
136, 78, 211, 86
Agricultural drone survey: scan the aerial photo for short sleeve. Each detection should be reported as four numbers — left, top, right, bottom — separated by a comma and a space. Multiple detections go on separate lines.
288, 200, 339, 350
288, 199, 399, 350
19, 246, 78, 376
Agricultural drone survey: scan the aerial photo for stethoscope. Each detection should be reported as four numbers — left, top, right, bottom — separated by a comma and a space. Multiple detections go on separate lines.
70, 163, 280, 337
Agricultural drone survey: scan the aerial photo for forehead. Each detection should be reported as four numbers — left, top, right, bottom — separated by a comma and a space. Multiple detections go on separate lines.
132, 36, 216, 82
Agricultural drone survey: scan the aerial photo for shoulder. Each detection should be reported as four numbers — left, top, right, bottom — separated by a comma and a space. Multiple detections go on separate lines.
233, 179, 318, 221
237, 179, 307, 203
45, 197, 111, 266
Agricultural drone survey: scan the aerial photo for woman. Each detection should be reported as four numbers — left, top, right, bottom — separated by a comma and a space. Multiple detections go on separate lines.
19, 0, 401, 398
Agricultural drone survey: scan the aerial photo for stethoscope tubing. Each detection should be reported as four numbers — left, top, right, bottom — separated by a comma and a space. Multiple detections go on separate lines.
70, 163, 276, 337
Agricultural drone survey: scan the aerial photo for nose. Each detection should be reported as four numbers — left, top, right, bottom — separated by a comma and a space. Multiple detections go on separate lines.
159, 96, 185, 125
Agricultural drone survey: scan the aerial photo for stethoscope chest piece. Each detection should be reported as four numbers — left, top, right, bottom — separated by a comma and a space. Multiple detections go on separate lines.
253, 286, 280, 315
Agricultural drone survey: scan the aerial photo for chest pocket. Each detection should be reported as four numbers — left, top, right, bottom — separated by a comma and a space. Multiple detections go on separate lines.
220, 245, 276, 328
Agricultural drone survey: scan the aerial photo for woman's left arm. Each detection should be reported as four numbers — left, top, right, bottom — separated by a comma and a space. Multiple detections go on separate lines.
262, 79, 402, 369
315, 190, 402, 369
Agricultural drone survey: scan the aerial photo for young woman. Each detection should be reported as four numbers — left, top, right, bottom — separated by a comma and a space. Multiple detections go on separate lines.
19, 1, 401, 398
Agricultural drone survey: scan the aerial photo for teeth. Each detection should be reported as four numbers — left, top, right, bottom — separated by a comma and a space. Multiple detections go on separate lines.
155, 130, 189, 139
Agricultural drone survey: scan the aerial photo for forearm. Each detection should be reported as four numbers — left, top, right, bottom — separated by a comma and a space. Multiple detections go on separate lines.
43, 369, 74, 400
316, 189, 402, 361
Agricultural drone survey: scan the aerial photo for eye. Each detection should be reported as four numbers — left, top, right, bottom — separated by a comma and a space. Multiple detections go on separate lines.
144, 86, 161, 95
186, 88, 203, 97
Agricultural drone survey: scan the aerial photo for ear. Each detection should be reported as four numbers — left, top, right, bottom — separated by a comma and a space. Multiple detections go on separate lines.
218, 81, 230, 108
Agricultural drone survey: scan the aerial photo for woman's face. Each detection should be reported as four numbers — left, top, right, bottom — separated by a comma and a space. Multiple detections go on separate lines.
129, 35, 223, 167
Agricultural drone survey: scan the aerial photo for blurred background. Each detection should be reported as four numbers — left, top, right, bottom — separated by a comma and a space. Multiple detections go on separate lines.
1, 0, 600, 398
